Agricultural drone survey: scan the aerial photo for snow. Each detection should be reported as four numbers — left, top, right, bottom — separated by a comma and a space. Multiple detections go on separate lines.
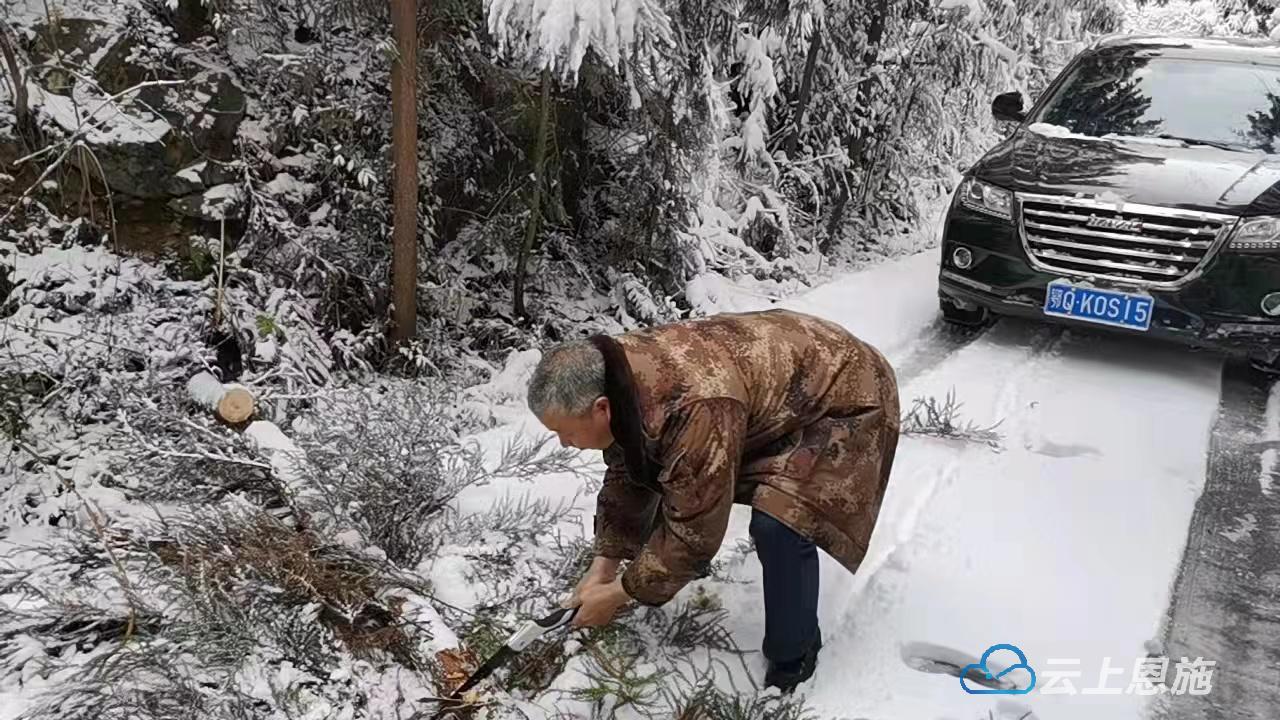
4, 0, 139, 26
485, 0, 676, 79
0, 240, 203, 377
31, 84, 174, 147
264, 172, 313, 204
1028, 122, 1075, 139
186, 371, 228, 409
1028, 123, 1193, 149
939, 0, 986, 21
243, 420, 308, 501
197, 183, 244, 218
1120, 0, 1224, 36
773, 251, 943, 360
176, 162, 206, 184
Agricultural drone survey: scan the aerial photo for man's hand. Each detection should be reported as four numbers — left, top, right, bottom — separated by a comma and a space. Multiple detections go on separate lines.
562, 556, 621, 609
571, 577, 631, 629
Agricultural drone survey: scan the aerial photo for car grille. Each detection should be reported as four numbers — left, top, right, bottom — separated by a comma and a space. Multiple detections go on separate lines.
1015, 193, 1238, 288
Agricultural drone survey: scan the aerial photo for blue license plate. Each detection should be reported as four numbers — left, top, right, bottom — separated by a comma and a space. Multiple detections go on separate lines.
1043, 280, 1154, 331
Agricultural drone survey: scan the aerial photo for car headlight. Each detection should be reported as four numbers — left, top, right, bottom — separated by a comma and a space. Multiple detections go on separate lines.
1230, 216, 1280, 252
959, 177, 1013, 220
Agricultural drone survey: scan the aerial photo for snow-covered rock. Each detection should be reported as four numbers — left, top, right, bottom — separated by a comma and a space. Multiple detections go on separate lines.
20, 14, 247, 200
168, 182, 247, 221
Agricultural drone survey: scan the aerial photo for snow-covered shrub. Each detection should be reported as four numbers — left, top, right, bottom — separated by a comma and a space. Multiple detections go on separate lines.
2, 354, 611, 716
1, 505, 439, 720
0, 215, 223, 435
534, 589, 818, 719
109, 383, 280, 507
667, 686, 817, 720
288, 380, 589, 566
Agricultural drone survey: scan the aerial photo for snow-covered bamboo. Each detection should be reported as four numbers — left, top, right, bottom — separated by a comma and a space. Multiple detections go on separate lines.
186, 371, 256, 424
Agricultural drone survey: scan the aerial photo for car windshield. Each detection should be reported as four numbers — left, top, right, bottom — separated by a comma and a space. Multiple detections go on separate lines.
1031, 47, 1280, 153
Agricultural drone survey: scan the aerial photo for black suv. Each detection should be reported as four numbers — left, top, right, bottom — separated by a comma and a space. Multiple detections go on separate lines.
937, 35, 1280, 367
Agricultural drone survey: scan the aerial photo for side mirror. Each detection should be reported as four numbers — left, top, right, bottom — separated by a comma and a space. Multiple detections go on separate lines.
992, 91, 1026, 123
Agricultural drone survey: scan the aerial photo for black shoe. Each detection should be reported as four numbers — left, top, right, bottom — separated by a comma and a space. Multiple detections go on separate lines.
764, 629, 822, 693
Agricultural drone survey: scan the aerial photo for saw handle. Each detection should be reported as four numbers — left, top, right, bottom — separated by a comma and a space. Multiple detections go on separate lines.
506, 606, 579, 651
535, 606, 578, 630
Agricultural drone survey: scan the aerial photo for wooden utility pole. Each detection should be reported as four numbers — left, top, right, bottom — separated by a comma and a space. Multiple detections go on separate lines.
389, 0, 418, 344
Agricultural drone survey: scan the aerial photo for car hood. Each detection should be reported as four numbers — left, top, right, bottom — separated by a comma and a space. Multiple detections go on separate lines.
974, 124, 1280, 216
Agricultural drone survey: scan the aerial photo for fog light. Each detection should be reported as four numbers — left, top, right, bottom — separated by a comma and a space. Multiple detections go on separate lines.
1262, 292, 1280, 317
952, 246, 974, 269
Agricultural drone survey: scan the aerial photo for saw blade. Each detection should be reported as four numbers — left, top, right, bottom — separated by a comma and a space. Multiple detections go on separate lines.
450, 645, 515, 698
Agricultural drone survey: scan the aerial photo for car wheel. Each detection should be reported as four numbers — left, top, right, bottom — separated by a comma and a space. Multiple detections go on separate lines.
939, 296, 991, 328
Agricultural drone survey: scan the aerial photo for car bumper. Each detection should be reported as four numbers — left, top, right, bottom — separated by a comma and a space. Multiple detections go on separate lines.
937, 206, 1280, 359
938, 270, 1280, 356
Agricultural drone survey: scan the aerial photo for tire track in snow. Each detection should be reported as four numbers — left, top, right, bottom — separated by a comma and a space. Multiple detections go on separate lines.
837, 460, 961, 611
1151, 361, 1280, 720
805, 318, 1222, 720
849, 319, 1064, 601
800, 318, 1068, 714
891, 317, 993, 386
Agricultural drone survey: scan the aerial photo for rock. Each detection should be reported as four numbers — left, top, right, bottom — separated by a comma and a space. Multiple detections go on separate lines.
93, 27, 156, 96
58, 120, 197, 199
237, 118, 286, 155
168, 183, 246, 221
206, 160, 242, 185
137, 53, 247, 163
24, 18, 123, 83
175, 159, 243, 187
23, 16, 246, 200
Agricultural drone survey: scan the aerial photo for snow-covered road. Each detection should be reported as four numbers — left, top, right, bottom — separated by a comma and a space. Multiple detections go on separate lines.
666, 249, 1223, 720
747, 250, 1224, 719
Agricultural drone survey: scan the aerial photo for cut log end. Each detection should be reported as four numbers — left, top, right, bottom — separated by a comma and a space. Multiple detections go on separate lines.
216, 387, 255, 424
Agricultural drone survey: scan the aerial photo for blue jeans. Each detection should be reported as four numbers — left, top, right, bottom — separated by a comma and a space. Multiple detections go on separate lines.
749, 509, 820, 665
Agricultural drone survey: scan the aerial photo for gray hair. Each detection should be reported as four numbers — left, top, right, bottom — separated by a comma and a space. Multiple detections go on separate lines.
526, 340, 606, 417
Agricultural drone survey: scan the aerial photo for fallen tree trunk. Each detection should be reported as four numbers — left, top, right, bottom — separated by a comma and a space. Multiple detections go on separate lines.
186, 371, 255, 424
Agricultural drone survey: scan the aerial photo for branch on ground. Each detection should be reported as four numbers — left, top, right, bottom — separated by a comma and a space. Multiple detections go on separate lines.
900, 389, 1003, 449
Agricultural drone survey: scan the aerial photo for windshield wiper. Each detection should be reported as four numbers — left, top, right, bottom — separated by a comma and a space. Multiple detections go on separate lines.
1150, 133, 1246, 152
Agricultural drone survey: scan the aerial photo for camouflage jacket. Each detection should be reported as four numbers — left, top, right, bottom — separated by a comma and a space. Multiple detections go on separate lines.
587, 308, 900, 606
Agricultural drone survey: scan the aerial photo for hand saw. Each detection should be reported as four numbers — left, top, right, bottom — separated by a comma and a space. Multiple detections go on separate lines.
429, 606, 579, 719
